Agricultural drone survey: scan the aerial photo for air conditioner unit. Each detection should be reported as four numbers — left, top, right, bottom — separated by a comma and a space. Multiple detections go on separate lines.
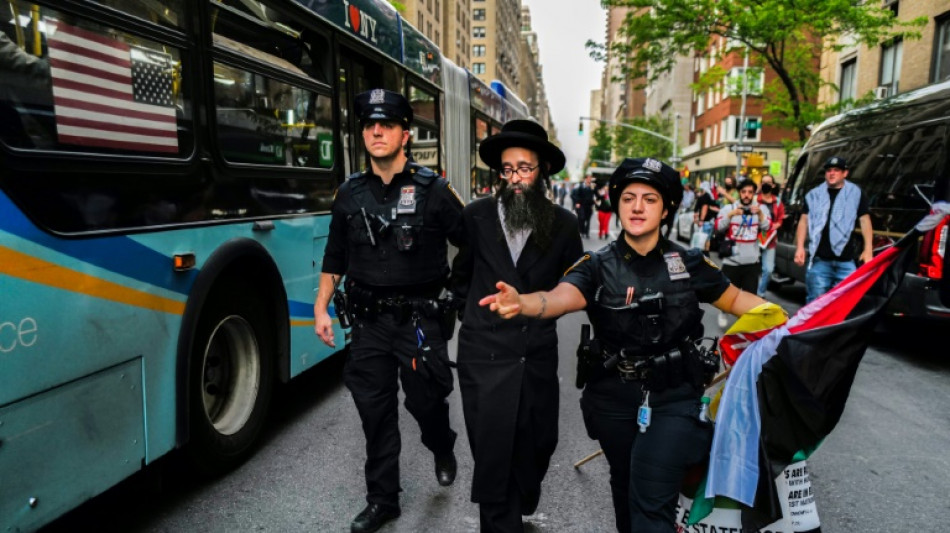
874, 85, 891, 99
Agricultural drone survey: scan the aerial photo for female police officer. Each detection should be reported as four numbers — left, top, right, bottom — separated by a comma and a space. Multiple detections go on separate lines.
479, 158, 768, 532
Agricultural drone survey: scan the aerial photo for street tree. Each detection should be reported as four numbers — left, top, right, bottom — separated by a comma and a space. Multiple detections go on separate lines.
612, 115, 673, 161
589, 0, 926, 144
587, 124, 614, 167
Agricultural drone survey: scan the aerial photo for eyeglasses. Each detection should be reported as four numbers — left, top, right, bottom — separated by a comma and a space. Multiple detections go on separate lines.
499, 165, 539, 179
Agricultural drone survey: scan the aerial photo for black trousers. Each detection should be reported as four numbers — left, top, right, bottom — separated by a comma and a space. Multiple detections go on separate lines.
581, 380, 712, 533
721, 262, 761, 295
344, 312, 457, 510
574, 206, 591, 235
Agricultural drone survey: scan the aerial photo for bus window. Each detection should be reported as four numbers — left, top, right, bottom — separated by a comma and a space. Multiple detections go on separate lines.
472, 116, 492, 196
409, 85, 439, 170
0, 7, 191, 156
211, 1, 329, 84
213, 62, 333, 168
90, 0, 185, 30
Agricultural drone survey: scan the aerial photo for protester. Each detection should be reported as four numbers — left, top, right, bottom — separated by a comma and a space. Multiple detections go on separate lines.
794, 156, 873, 303
756, 174, 785, 296
714, 178, 770, 328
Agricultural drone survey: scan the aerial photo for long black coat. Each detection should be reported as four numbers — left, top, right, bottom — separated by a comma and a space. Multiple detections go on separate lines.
453, 197, 583, 503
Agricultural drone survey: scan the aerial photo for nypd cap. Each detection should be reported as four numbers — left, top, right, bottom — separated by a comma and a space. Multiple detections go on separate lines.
355, 88, 413, 126
608, 157, 683, 224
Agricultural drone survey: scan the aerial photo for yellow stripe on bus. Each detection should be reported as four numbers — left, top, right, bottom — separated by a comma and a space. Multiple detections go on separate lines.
0, 245, 185, 314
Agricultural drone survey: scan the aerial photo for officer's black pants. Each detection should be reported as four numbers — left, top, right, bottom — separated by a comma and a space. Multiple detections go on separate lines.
582, 381, 712, 533
344, 313, 457, 510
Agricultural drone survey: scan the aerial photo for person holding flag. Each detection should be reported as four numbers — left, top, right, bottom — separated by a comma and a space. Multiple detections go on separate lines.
479, 157, 769, 532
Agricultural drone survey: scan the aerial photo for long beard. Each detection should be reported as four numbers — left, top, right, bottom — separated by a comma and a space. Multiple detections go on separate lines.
497, 178, 555, 249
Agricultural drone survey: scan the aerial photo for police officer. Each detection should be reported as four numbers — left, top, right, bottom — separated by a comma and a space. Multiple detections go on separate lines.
314, 89, 465, 533
479, 158, 769, 532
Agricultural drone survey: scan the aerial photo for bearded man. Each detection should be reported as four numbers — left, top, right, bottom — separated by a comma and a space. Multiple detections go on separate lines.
452, 120, 584, 532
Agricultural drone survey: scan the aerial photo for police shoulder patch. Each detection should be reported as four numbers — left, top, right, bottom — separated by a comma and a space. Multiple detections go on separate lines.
446, 183, 464, 207
702, 254, 720, 270
565, 253, 591, 276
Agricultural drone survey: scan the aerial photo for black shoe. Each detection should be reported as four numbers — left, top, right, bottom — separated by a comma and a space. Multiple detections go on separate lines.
351, 503, 400, 533
434, 451, 457, 486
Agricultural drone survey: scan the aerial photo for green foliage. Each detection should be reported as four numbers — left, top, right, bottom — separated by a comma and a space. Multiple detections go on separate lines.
387, 1, 406, 14
612, 115, 673, 161
592, 0, 927, 142
588, 124, 614, 164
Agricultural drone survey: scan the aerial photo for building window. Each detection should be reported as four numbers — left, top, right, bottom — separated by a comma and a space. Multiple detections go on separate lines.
418, 12, 423, 29
473, 45, 486, 57
473, 9, 485, 21
473, 62, 485, 74
473, 26, 485, 39
880, 38, 902, 96
934, 16, 950, 82
839, 58, 857, 102
727, 67, 763, 96
435, 0, 440, 21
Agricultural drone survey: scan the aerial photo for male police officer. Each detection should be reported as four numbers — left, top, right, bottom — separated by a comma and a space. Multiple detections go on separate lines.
314, 89, 465, 533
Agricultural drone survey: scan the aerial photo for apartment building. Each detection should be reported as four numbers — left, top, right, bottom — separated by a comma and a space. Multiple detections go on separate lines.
819, 0, 950, 106
401, 0, 471, 69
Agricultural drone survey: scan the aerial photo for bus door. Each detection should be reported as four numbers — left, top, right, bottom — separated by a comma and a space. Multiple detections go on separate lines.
337, 51, 383, 177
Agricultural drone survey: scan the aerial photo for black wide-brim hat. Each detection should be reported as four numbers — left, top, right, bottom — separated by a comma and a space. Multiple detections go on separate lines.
479, 119, 565, 175
609, 157, 683, 224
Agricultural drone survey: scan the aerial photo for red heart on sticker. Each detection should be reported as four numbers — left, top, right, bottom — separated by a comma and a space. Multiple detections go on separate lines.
349, 5, 361, 33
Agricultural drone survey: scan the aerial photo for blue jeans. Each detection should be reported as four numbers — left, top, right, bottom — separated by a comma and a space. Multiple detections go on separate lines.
806, 258, 856, 303
757, 246, 776, 296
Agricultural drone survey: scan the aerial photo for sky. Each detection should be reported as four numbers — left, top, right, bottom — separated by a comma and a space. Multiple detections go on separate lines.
522, 0, 606, 180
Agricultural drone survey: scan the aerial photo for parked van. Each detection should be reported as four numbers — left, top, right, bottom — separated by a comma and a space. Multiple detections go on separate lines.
773, 80, 950, 321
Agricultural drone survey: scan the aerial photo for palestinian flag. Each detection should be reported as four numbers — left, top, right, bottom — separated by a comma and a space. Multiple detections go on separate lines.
700, 203, 950, 530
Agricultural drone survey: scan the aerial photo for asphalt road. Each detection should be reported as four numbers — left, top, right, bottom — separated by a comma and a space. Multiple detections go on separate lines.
42, 235, 950, 533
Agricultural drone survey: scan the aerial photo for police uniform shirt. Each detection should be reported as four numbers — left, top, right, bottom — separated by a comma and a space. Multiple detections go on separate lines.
561, 236, 730, 306
322, 163, 465, 280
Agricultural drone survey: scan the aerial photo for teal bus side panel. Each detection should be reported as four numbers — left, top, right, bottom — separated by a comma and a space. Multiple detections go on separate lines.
0, 358, 146, 532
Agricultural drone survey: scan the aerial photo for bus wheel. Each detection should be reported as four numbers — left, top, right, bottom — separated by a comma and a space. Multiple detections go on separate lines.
187, 295, 274, 475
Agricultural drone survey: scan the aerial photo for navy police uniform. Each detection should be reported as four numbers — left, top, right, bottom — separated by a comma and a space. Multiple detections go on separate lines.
563, 158, 731, 533
322, 89, 465, 516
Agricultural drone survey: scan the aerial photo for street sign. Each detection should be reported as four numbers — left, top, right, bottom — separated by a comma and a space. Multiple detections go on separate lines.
730, 145, 754, 153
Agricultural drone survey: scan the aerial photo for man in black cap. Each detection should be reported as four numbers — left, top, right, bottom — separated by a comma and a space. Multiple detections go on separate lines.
451, 119, 583, 531
478, 157, 769, 532
794, 155, 873, 303
314, 88, 465, 533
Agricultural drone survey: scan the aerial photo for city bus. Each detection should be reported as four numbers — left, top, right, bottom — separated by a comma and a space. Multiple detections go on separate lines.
0, 1, 528, 530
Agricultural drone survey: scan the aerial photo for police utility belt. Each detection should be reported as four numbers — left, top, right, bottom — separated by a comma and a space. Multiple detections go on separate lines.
334, 282, 463, 336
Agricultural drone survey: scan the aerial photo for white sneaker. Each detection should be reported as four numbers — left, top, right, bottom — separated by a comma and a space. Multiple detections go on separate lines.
717, 312, 729, 329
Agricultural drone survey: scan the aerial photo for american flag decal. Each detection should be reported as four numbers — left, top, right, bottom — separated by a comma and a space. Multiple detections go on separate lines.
47, 21, 179, 153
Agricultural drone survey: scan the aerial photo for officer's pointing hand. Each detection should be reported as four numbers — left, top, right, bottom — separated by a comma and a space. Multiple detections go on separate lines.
478, 281, 522, 319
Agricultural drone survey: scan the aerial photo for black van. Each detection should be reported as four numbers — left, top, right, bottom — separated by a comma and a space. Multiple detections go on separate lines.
773, 79, 950, 321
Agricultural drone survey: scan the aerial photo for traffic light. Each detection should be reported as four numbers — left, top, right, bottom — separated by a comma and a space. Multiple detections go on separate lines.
579, 120, 584, 135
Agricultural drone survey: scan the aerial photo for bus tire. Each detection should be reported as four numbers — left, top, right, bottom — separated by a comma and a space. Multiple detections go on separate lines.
187, 290, 274, 475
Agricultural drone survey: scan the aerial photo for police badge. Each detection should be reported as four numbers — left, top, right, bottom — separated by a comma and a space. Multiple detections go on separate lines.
397, 185, 416, 214
369, 89, 386, 104
663, 251, 690, 281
